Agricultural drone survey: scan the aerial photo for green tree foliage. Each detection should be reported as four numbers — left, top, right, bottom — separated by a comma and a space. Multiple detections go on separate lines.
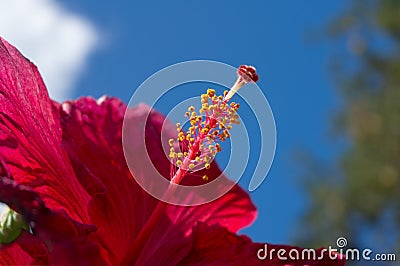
298, 0, 399, 264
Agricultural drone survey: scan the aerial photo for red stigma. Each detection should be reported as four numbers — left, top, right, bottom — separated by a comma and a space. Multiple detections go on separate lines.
238, 65, 259, 83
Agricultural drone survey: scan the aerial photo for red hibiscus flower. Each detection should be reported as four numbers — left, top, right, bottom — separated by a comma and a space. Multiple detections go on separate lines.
0, 37, 345, 265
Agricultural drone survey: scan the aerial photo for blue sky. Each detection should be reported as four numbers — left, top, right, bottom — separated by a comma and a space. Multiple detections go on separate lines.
55, 0, 350, 244
3, 0, 350, 245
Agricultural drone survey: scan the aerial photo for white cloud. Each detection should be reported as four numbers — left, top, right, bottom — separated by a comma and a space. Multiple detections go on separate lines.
0, 0, 99, 101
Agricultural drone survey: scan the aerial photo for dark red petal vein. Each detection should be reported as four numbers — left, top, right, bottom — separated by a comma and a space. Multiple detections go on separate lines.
0, 38, 90, 222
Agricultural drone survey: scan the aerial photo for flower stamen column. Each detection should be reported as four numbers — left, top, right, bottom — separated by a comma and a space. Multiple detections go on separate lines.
127, 65, 259, 264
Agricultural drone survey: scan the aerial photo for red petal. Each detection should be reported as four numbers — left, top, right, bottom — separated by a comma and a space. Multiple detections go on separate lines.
0, 38, 90, 222
135, 187, 257, 264
0, 232, 49, 265
0, 242, 33, 265
59, 97, 155, 264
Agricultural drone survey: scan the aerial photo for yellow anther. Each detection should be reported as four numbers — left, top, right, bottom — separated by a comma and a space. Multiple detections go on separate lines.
177, 152, 183, 158
216, 143, 222, 152
202, 175, 209, 181
195, 156, 200, 162
207, 89, 215, 97
169, 139, 174, 146
220, 133, 226, 141
189, 163, 195, 169
188, 106, 195, 111
176, 160, 182, 167
224, 130, 230, 138
205, 163, 211, 169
